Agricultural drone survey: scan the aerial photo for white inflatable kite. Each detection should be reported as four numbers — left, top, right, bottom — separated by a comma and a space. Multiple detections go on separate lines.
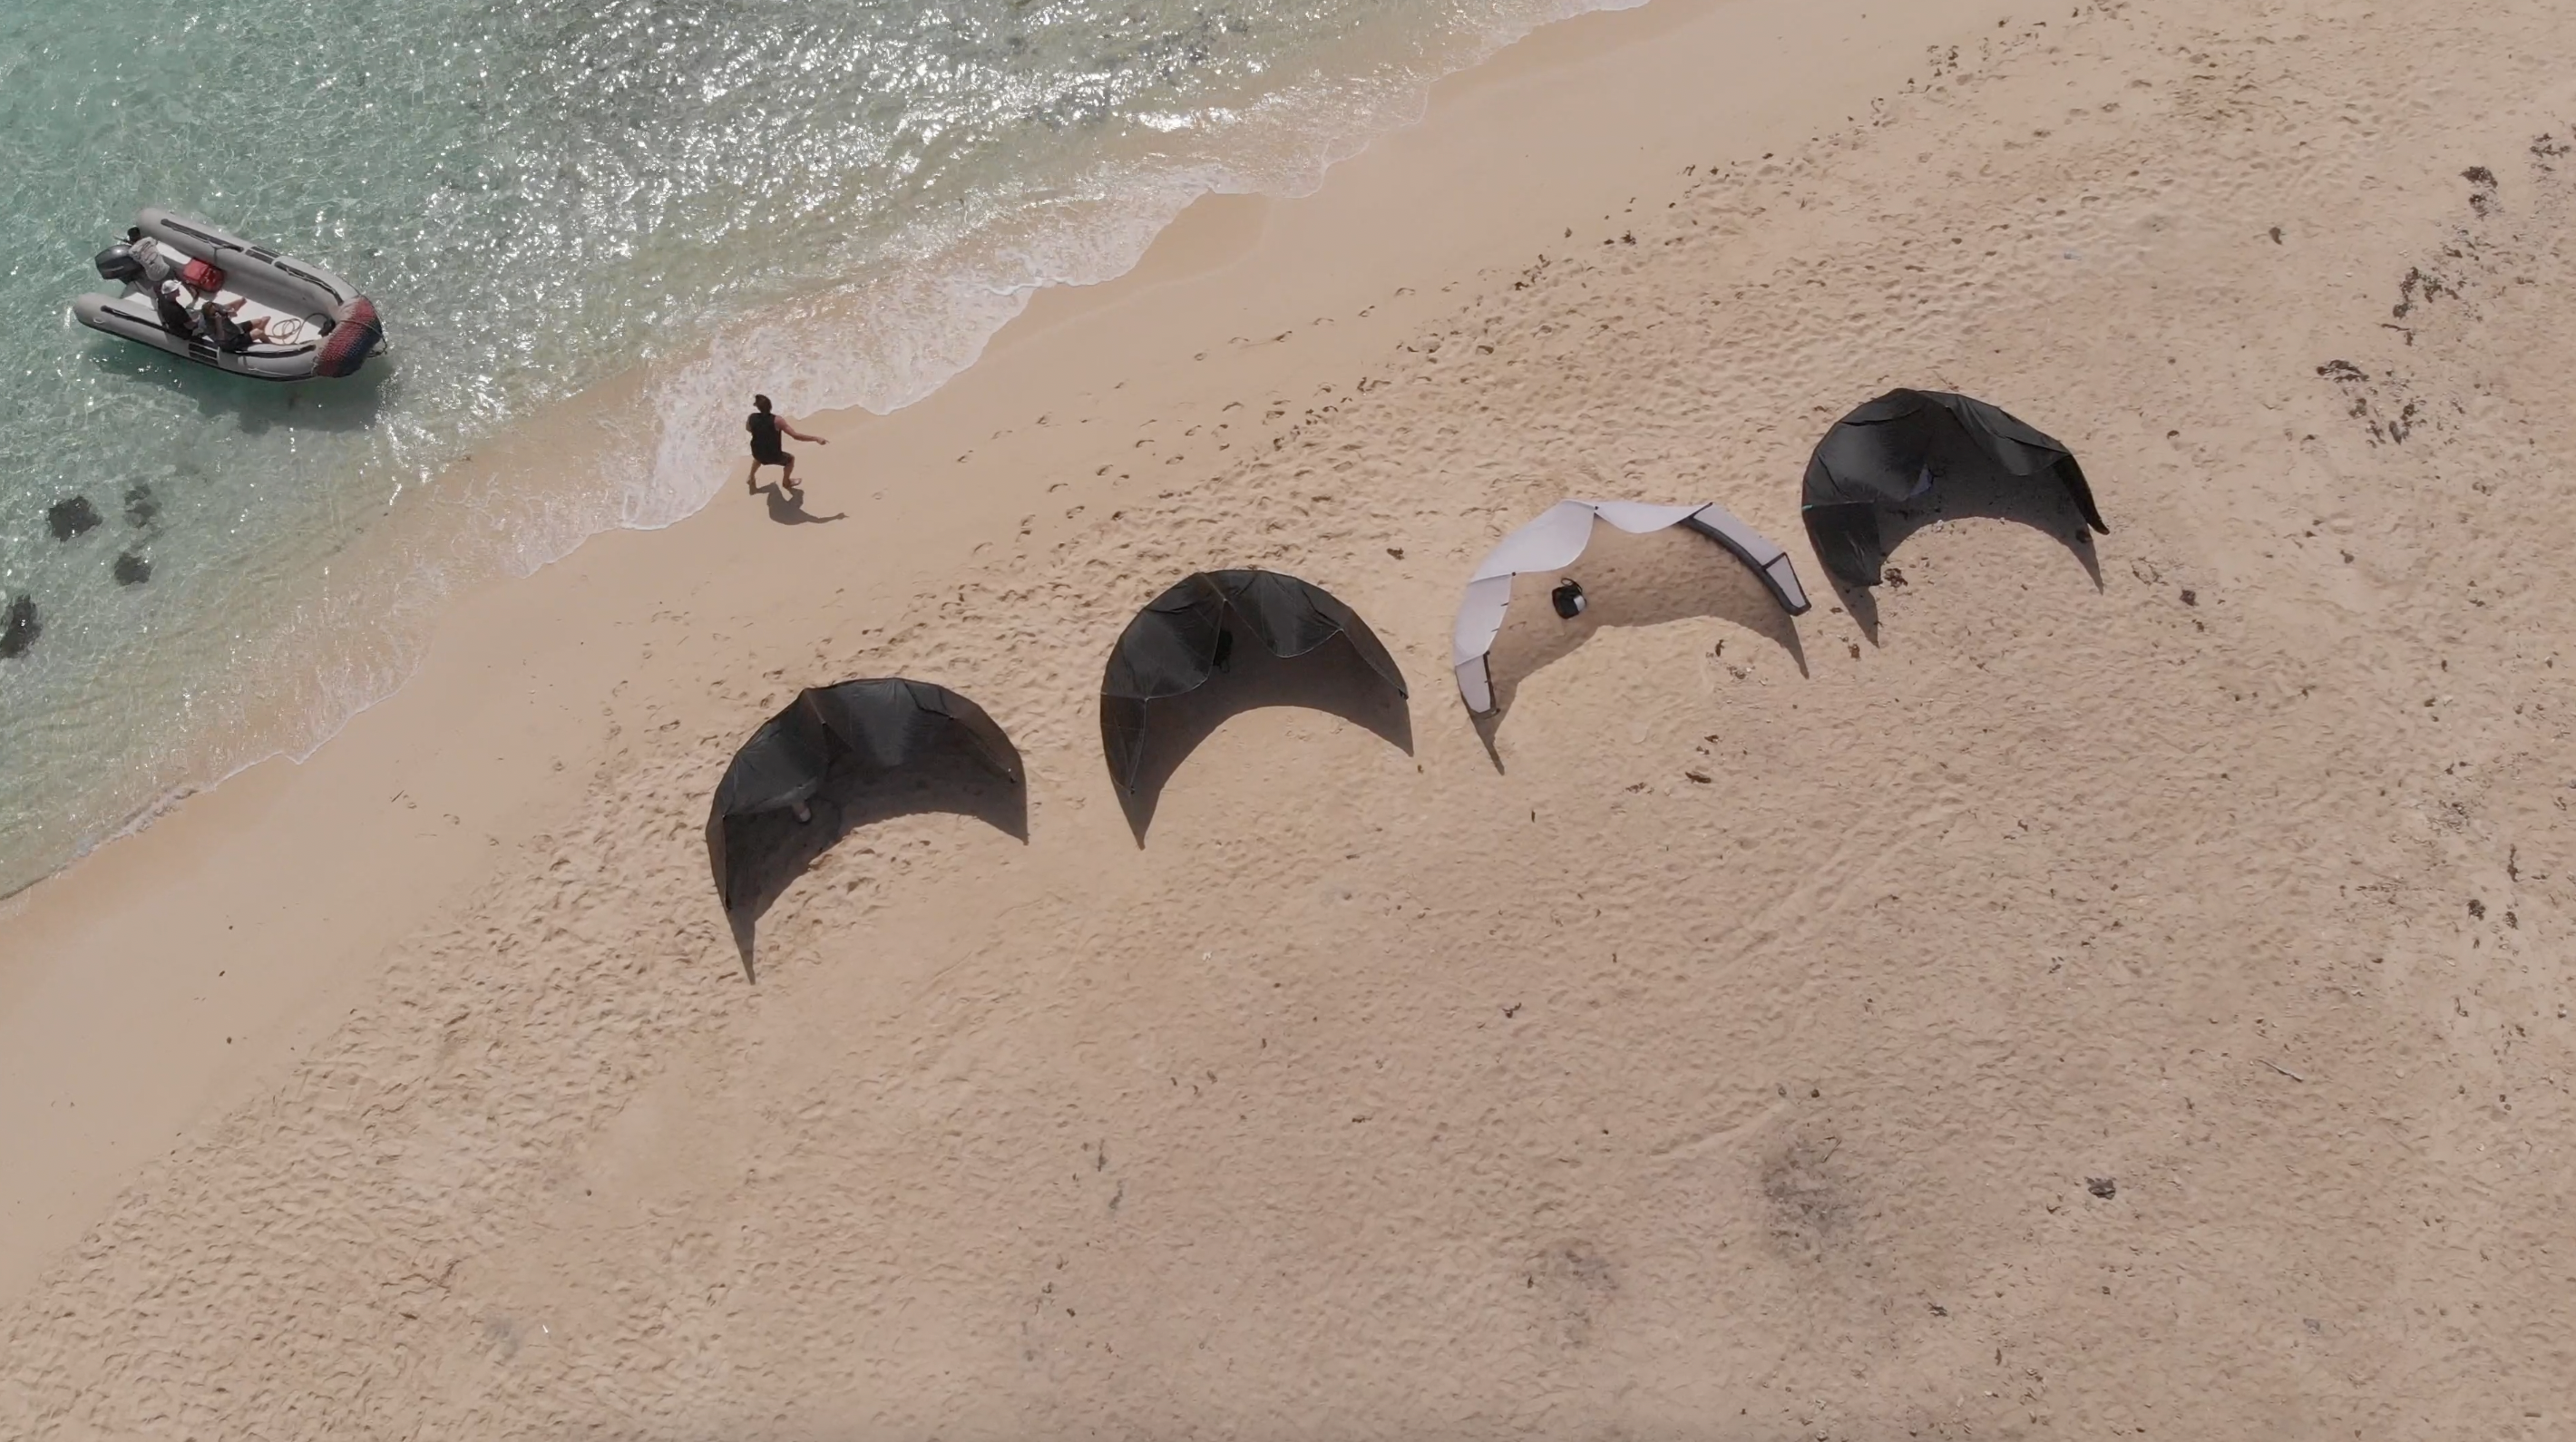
1450, 500, 1811, 713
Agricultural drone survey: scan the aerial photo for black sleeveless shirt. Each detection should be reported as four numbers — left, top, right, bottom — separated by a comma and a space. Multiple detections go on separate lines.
746, 410, 785, 460
154, 290, 198, 338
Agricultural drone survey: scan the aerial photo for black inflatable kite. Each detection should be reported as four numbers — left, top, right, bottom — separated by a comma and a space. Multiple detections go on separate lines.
707, 677, 1020, 910
1099, 569, 1408, 793
1800, 388, 2108, 589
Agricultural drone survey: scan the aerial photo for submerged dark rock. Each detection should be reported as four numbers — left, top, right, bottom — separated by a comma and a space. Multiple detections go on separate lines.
0, 594, 38, 658
114, 550, 151, 587
124, 484, 160, 528
48, 496, 101, 541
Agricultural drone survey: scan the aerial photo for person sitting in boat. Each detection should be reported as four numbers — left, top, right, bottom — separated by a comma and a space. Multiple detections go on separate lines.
151, 279, 200, 339
196, 295, 274, 352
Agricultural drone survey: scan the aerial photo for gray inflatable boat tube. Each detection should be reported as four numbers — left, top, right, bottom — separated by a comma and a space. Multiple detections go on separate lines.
73, 209, 385, 383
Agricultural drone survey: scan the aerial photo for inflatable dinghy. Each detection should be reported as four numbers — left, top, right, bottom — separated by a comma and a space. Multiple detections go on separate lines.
74, 209, 384, 382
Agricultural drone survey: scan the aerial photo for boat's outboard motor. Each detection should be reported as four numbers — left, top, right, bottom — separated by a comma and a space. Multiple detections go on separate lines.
94, 244, 144, 285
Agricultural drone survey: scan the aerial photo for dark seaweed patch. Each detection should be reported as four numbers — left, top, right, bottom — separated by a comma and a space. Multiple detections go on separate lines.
114, 550, 151, 587
48, 496, 101, 541
0, 595, 38, 658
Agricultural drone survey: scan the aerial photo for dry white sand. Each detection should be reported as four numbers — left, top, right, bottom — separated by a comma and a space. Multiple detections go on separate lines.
6, 0, 2576, 1435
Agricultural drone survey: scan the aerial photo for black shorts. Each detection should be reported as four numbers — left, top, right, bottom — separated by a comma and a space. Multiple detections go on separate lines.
752, 446, 791, 466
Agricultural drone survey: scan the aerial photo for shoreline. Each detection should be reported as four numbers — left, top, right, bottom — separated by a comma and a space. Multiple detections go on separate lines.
0, 0, 1621, 905
0, 0, 2019, 1296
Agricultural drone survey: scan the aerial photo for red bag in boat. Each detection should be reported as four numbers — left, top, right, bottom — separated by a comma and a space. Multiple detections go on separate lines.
180, 258, 226, 295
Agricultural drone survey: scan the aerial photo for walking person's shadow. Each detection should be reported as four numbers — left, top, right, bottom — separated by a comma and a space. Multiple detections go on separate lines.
760, 482, 846, 526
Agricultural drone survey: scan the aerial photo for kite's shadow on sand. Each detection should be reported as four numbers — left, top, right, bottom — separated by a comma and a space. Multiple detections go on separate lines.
722, 748, 1028, 979
1472, 537, 1809, 770
1832, 469, 2105, 643
1114, 638, 1413, 843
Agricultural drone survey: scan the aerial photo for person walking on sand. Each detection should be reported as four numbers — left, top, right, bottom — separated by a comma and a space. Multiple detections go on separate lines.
746, 394, 825, 492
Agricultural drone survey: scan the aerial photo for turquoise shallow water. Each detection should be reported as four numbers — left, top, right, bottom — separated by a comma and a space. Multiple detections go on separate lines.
0, 0, 1599, 896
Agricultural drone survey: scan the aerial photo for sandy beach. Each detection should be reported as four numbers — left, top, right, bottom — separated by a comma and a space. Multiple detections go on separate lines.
7, 0, 2576, 1434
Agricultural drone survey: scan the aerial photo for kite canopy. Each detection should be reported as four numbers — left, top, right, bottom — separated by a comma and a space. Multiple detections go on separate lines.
1100, 568, 1408, 793
707, 677, 1020, 910
1800, 388, 2108, 589
1449, 500, 1811, 714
